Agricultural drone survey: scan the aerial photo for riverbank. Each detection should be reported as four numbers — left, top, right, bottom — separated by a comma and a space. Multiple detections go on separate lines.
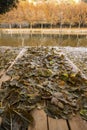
0, 28, 87, 35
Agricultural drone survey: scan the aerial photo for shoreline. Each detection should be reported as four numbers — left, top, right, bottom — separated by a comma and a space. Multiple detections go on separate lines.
0, 28, 87, 35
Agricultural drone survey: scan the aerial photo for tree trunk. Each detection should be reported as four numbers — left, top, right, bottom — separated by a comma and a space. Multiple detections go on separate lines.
9, 24, 11, 29
30, 23, 32, 29
79, 22, 81, 28
41, 23, 43, 29
51, 23, 52, 29
60, 23, 62, 29
70, 24, 71, 29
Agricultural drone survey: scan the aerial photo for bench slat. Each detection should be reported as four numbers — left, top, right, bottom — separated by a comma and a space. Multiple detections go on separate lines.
48, 117, 68, 130
69, 116, 87, 130
28, 110, 48, 130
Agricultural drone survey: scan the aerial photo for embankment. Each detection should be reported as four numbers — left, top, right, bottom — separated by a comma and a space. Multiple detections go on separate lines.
0, 28, 87, 35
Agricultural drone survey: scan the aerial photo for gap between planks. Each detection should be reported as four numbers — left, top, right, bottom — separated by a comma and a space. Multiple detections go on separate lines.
28, 110, 87, 130
69, 115, 87, 130
28, 109, 69, 130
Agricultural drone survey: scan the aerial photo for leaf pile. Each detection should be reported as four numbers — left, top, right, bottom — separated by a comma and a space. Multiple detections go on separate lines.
62, 47, 87, 77
0, 47, 20, 73
0, 47, 87, 129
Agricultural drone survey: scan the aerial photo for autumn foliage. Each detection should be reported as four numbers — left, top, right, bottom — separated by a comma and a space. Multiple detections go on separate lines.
0, 1, 87, 28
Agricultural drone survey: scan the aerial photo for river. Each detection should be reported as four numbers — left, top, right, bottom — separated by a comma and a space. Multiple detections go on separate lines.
0, 34, 87, 47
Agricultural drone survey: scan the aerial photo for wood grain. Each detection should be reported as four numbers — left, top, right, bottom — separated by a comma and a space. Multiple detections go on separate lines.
28, 109, 48, 130
48, 117, 68, 130
69, 115, 87, 130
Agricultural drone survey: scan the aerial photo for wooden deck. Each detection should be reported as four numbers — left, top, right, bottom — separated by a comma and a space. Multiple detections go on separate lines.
28, 110, 87, 130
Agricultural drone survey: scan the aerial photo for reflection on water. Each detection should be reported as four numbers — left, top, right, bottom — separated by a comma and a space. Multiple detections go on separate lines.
0, 33, 87, 47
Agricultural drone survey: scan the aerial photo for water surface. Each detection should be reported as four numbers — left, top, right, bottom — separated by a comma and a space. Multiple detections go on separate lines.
0, 34, 87, 47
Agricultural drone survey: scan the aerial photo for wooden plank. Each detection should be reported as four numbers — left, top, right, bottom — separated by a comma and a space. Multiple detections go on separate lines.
48, 117, 68, 130
28, 109, 48, 130
7, 48, 26, 71
69, 115, 87, 130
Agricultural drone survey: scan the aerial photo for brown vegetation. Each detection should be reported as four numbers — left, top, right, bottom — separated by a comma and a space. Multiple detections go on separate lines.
0, 1, 87, 28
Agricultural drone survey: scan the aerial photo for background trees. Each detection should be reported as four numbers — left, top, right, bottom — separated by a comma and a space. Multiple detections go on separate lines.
0, 1, 87, 28
0, 0, 18, 14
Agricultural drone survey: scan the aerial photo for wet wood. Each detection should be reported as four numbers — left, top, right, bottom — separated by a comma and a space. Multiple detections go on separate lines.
28, 110, 47, 130
69, 115, 87, 130
48, 117, 68, 130
7, 48, 27, 71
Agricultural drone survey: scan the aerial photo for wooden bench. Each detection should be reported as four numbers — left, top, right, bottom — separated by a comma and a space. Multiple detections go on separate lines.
29, 110, 87, 130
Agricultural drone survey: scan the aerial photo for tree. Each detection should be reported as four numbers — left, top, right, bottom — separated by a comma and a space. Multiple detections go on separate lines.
0, 0, 18, 14
83, 0, 87, 3
75, 2, 87, 28
64, 4, 76, 28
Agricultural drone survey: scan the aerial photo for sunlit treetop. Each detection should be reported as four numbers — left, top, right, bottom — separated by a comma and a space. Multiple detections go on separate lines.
26, 0, 81, 4
0, 0, 83, 14
0, 0, 18, 14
